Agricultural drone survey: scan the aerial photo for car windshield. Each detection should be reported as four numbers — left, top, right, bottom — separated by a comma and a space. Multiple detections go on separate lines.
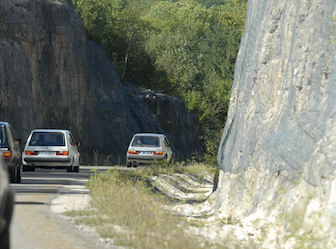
29, 132, 65, 146
0, 125, 8, 147
131, 136, 160, 147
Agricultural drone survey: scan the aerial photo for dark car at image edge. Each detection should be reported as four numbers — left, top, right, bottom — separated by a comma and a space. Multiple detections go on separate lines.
0, 152, 14, 249
0, 122, 22, 183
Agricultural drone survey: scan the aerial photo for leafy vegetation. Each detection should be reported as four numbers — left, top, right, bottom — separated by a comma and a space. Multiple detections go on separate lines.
73, 0, 247, 163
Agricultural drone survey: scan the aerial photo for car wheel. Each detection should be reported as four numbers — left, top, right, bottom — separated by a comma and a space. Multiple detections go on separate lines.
66, 166, 72, 172
126, 161, 132, 167
23, 165, 34, 172
16, 164, 21, 183
9, 163, 19, 183
9, 170, 16, 183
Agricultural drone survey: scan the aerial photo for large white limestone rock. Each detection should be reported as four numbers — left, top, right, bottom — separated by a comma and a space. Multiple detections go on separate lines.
216, 0, 336, 247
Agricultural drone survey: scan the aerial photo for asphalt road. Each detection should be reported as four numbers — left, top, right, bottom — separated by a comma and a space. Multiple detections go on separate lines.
9, 166, 124, 249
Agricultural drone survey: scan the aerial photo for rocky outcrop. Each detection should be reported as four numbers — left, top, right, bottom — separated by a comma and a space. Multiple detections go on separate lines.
0, 0, 202, 163
124, 84, 202, 159
216, 0, 336, 246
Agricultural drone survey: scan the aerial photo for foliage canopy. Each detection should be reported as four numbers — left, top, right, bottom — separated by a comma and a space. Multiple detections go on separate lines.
74, 0, 247, 164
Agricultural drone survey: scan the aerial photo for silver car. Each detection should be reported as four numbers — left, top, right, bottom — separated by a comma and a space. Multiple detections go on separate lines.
126, 133, 173, 167
22, 129, 80, 172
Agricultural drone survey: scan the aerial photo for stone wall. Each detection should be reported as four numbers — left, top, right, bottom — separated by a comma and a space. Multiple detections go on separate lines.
216, 0, 336, 246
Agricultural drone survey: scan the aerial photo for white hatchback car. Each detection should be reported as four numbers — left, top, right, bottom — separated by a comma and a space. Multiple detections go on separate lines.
22, 129, 80, 172
126, 133, 173, 167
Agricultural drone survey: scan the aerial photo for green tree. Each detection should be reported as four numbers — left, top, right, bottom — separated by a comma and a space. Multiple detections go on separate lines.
74, 0, 158, 87
73, 0, 247, 163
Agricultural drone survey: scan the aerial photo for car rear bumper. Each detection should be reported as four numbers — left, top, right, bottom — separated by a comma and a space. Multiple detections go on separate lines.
24, 157, 70, 163
127, 155, 165, 164
23, 156, 71, 167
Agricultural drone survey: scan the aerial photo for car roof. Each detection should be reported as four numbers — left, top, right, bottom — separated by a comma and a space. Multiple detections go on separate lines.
133, 133, 165, 137
0, 122, 9, 126
30, 129, 70, 133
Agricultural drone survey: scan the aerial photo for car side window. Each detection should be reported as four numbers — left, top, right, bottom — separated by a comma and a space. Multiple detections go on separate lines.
9, 126, 20, 151
0, 126, 4, 145
68, 133, 76, 146
9, 126, 16, 141
163, 137, 170, 147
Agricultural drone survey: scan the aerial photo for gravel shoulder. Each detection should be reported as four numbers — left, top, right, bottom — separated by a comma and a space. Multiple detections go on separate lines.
10, 167, 122, 249
12, 167, 259, 248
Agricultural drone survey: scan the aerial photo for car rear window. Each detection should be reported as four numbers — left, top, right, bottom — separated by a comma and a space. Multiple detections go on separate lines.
131, 136, 160, 147
29, 132, 65, 146
0, 125, 8, 147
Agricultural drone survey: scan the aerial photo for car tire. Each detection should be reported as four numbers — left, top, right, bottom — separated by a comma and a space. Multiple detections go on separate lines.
9, 162, 20, 183
66, 166, 72, 172
16, 164, 21, 183
126, 161, 132, 167
9, 169, 16, 183
23, 165, 34, 172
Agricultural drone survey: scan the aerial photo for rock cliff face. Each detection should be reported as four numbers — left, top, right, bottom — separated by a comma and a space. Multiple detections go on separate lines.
0, 0, 202, 163
216, 0, 336, 246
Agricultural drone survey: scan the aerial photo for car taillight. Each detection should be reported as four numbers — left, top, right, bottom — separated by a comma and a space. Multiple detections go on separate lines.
25, 151, 38, 155
3, 152, 11, 159
128, 150, 139, 154
56, 151, 68, 156
153, 151, 163, 155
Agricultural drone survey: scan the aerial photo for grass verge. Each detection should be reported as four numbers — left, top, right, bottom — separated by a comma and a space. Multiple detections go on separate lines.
118, 161, 216, 182
64, 164, 251, 248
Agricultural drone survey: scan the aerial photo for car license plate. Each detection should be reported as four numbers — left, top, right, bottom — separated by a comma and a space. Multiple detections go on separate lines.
139, 151, 152, 155
39, 151, 55, 155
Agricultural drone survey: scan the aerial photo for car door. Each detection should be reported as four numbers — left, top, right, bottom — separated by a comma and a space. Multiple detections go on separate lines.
67, 132, 79, 165
163, 136, 173, 162
8, 125, 21, 166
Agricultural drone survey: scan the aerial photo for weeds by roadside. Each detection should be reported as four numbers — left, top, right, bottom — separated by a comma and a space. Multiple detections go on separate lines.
124, 161, 216, 182
64, 164, 254, 249
67, 168, 215, 249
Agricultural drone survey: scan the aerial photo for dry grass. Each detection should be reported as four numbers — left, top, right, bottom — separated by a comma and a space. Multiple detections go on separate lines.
117, 161, 216, 181
64, 164, 251, 249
